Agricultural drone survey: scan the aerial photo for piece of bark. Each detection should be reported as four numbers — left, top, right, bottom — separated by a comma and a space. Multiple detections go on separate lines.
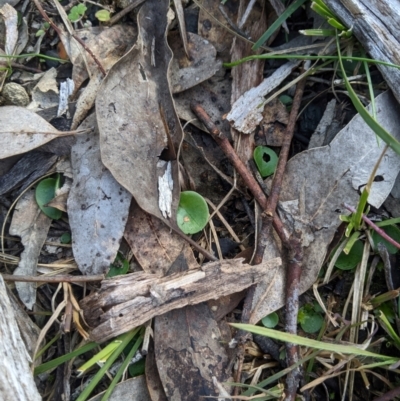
0, 276, 41, 401
80, 257, 282, 342
324, 0, 400, 104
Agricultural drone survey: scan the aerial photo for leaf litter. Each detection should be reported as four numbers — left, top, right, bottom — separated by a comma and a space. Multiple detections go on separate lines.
0, 0, 400, 400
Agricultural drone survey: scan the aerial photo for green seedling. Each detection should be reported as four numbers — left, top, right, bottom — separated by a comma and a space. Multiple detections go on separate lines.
261, 312, 279, 329
95, 9, 111, 22
298, 303, 324, 333
36, 22, 50, 37
371, 224, 400, 254
177, 191, 209, 234
35, 174, 62, 220
68, 3, 87, 22
253, 146, 278, 178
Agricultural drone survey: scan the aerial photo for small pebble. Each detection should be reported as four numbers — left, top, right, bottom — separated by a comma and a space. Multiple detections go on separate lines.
1, 82, 30, 106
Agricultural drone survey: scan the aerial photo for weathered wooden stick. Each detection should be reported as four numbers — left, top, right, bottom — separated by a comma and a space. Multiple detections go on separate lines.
80, 257, 282, 342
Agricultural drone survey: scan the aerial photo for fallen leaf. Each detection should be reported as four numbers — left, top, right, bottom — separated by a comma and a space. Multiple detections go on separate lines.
250, 91, 400, 323
154, 304, 230, 400
0, 3, 18, 56
10, 189, 52, 309
124, 200, 198, 276
168, 31, 221, 93
96, 0, 183, 225
68, 114, 132, 275
0, 106, 65, 159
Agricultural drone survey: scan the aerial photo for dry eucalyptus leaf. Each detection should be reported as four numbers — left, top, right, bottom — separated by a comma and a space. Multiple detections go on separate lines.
96, 0, 182, 225
28, 68, 59, 111
124, 200, 198, 276
168, 31, 222, 93
0, 3, 18, 56
10, 189, 52, 309
250, 91, 400, 323
70, 25, 137, 129
0, 276, 41, 401
68, 114, 132, 275
154, 304, 230, 401
0, 106, 63, 159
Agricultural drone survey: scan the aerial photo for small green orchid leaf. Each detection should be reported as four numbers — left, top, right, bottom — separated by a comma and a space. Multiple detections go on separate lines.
299, 29, 336, 36
95, 10, 111, 22
60, 232, 71, 244
253, 146, 278, 178
299, 312, 324, 334
261, 312, 279, 328
35, 177, 62, 220
335, 239, 363, 270
371, 225, 400, 254
177, 191, 209, 234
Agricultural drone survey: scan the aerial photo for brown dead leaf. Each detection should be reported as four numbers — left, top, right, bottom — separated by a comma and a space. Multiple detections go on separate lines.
154, 304, 230, 400
67, 114, 132, 275
96, 0, 182, 226
124, 199, 198, 276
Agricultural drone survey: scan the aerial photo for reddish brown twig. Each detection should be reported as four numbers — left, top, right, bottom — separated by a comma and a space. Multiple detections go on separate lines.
2, 274, 104, 283
108, 0, 146, 26
343, 203, 400, 250
372, 386, 400, 401
32, 0, 106, 76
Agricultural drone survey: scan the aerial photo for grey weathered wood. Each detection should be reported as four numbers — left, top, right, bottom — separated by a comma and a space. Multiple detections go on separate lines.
324, 0, 400, 103
80, 257, 282, 342
0, 276, 41, 401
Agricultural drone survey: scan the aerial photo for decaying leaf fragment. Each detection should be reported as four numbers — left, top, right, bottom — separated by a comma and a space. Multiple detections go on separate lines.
68, 114, 132, 275
80, 257, 282, 342
154, 304, 230, 400
96, 0, 182, 226
250, 91, 400, 323
10, 189, 52, 309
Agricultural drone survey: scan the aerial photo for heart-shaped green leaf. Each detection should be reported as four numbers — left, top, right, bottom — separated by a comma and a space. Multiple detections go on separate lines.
261, 312, 279, 328
253, 146, 278, 178
177, 191, 209, 234
335, 239, 363, 270
35, 177, 62, 220
371, 225, 400, 254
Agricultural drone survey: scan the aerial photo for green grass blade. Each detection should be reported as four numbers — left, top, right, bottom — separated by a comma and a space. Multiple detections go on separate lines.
34, 341, 98, 375
299, 29, 336, 36
231, 323, 398, 361
100, 328, 144, 401
75, 329, 139, 401
376, 217, 400, 227
311, 1, 335, 19
336, 35, 400, 155
352, 188, 369, 231
252, 0, 308, 50
224, 54, 400, 72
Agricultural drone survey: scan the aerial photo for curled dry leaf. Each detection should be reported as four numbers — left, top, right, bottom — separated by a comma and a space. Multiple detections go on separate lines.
96, 0, 182, 226
68, 114, 132, 275
10, 189, 52, 309
250, 91, 400, 323
0, 106, 63, 159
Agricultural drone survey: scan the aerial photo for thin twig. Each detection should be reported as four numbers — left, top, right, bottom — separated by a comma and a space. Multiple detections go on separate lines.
32, 0, 106, 76
108, 0, 146, 25
343, 203, 400, 250
2, 274, 104, 283
190, 102, 289, 245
